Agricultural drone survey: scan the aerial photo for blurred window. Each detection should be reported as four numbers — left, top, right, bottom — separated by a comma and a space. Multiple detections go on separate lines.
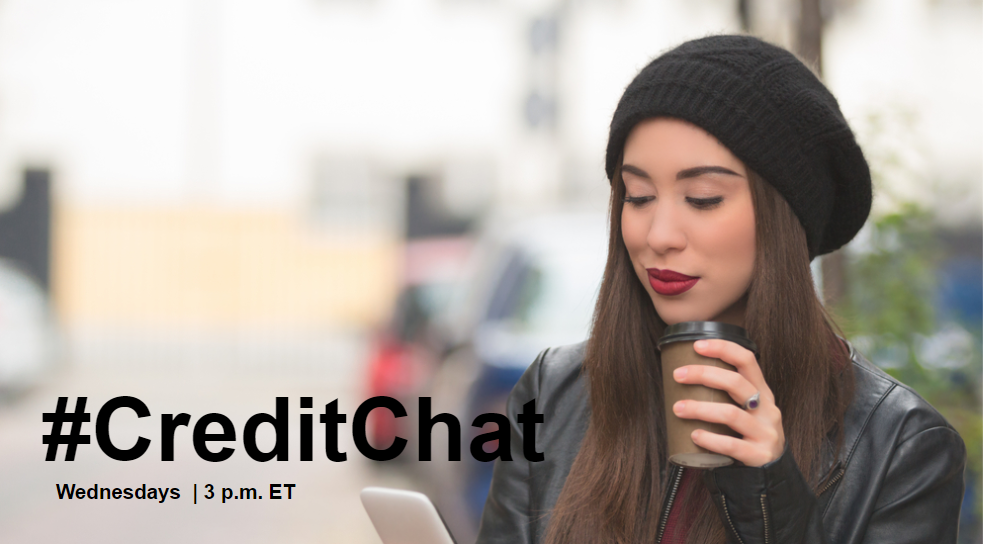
311, 158, 403, 234
485, 244, 603, 339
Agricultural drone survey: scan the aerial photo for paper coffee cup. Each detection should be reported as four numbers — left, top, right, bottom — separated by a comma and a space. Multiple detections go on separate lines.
657, 321, 758, 468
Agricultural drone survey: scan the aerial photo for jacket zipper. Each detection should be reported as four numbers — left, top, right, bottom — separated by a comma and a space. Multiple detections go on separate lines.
760, 494, 772, 544
817, 465, 846, 496
656, 468, 786, 544
719, 493, 746, 544
655, 466, 684, 544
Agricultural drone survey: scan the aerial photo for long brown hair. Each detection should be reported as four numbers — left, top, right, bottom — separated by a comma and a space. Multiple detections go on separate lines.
543, 162, 855, 544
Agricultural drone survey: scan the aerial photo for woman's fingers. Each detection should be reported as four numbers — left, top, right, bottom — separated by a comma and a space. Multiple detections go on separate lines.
670, 338, 786, 466
691, 338, 774, 404
672, 399, 778, 441
672, 364, 758, 407
689, 429, 777, 467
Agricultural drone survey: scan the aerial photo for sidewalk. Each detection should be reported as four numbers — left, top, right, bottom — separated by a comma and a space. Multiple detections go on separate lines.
0, 328, 409, 544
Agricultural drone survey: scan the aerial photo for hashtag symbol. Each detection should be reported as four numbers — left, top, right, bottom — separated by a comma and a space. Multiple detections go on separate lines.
42, 397, 91, 461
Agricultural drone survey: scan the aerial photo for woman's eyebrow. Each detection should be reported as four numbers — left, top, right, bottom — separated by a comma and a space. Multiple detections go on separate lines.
621, 164, 650, 179
676, 165, 743, 180
622, 164, 742, 180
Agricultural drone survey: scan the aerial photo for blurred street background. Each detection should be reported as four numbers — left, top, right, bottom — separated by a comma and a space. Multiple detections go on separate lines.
0, 0, 979, 543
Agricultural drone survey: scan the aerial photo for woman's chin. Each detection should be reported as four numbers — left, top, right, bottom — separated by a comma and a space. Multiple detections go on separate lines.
653, 307, 711, 326
653, 294, 748, 328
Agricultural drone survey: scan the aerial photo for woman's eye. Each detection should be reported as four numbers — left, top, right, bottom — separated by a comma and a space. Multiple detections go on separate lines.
622, 195, 655, 208
687, 196, 723, 210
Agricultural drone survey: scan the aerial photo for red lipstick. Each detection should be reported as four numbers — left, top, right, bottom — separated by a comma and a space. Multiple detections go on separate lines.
647, 268, 699, 296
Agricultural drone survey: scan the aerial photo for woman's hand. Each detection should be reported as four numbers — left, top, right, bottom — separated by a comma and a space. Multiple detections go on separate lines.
671, 338, 785, 467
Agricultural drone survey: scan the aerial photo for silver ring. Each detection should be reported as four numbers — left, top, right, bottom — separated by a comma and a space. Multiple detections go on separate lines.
743, 391, 761, 410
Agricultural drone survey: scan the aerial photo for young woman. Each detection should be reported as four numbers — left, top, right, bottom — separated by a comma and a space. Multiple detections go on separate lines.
475, 35, 966, 544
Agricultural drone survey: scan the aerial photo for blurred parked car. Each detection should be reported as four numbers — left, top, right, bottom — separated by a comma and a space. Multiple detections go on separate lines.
420, 209, 609, 540
0, 258, 56, 396
364, 236, 474, 455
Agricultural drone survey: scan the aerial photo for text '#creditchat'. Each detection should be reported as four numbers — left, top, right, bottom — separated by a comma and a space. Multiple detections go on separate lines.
42, 396, 544, 463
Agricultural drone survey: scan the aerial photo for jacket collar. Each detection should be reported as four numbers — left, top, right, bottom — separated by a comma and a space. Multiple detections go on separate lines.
816, 337, 883, 488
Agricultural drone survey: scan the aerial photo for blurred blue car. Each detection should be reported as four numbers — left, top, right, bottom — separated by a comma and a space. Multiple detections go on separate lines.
421, 209, 608, 538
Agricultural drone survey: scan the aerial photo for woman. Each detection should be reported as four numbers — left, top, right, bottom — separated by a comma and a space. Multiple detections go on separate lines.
475, 35, 966, 544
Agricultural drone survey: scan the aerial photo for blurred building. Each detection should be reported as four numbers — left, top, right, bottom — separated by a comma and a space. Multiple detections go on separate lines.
0, 0, 977, 335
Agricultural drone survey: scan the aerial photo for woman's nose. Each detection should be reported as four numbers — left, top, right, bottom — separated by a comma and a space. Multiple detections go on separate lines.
646, 201, 687, 254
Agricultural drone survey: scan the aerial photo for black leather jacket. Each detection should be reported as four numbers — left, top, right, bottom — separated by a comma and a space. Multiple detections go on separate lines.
475, 340, 966, 544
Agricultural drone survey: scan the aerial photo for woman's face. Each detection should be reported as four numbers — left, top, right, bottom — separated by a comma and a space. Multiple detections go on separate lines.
620, 117, 756, 327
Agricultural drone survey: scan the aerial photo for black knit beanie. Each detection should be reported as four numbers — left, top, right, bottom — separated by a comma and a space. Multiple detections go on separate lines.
606, 34, 872, 259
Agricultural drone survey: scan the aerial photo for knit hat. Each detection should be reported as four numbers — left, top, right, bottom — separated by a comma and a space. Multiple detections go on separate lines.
606, 35, 872, 259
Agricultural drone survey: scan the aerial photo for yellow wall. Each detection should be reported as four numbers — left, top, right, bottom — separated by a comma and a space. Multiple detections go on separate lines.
52, 205, 399, 329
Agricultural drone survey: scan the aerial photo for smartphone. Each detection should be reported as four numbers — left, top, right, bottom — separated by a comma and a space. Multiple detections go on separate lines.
360, 487, 458, 544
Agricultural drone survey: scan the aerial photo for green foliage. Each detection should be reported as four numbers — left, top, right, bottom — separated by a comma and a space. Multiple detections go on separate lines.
830, 156, 981, 523
831, 106, 981, 526
835, 202, 939, 379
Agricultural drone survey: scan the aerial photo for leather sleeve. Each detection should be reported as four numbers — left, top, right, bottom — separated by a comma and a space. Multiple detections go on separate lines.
474, 349, 546, 544
703, 422, 966, 544
703, 445, 828, 544
859, 425, 966, 544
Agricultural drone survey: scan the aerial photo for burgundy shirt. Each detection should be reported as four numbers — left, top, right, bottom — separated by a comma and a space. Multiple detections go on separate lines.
661, 467, 698, 544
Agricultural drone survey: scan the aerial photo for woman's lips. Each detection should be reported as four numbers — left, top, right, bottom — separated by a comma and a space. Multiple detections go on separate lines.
647, 268, 699, 296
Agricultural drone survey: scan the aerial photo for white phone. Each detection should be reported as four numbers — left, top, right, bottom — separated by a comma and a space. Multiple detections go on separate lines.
360, 487, 458, 544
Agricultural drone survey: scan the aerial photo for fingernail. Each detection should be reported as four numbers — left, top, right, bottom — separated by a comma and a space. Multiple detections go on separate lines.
692, 430, 701, 440
674, 401, 685, 413
694, 340, 708, 349
674, 367, 688, 380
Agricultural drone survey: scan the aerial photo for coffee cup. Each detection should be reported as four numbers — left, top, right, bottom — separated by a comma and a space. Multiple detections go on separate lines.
657, 321, 758, 468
